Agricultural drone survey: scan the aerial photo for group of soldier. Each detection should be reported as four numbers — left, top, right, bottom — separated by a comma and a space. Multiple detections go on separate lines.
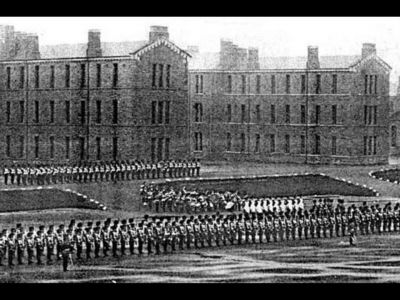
2, 159, 201, 186
2, 198, 400, 270
140, 183, 305, 215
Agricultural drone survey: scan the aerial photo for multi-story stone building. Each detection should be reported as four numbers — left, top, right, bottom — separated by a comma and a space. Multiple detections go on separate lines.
0, 25, 191, 165
189, 41, 391, 165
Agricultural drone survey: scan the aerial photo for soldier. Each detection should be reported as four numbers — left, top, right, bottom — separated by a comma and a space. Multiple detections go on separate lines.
153, 222, 162, 255
265, 217, 272, 243
101, 225, 111, 257
0, 230, 7, 266
46, 225, 56, 264
10, 164, 16, 185
60, 229, 74, 272
26, 229, 36, 265
110, 225, 120, 258
35, 227, 45, 265
178, 220, 186, 250
376, 208, 383, 234
92, 226, 101, 258
55, 227, 63, 261
310, 215, 316, 239
120, 224, 130, 256
297, 216, 304, 240
127, 220, 137, 255
342, 213, 348, 237
7, 231, 16, 266
252, 217, 259, 244
3, 165, 10, 185
84, 227, 95, 259
74, 226, 84, 260
115, 162, 121, 182
22, 165, 29, 185
335, 211, 342, 237
272, 216, 279, 242
348, 218, 357, 246
388, 207, 394, 233
195, 158, 201, 177
15, 232, 26, 265
245, 216, 252, 244
137, 223, 145, 255
322, 214, 329, 238
304, 215, 311, 240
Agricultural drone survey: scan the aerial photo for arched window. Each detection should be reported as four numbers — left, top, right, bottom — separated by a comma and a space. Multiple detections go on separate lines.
391, 125, 397, 147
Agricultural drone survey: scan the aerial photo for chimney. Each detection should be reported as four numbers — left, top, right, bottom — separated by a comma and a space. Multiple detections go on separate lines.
306, 46, 320, 69
87, 29, 102, 58
149, 26, 169, 43
247, 47, 260, 70
0, 25, 15, 60
362, 43, 376, 59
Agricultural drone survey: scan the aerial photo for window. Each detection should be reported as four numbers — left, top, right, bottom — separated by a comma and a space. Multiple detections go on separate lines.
373, 105, 377, 125
364, 75, 368, 94
112, 99, 118, 124
80, 101, 86, 124
315, 74, 321, 94
65, 65, 70, 88
368, 106, 372, 125
227, 75, 232, 93
6, 135, 11, 157
364, 105, 368, 125
315, 105, 320, 124
158, 64, 164, 88
255, 105, 261, 123
332, 105, 337, 124
96, 64, 101, 87
331, 136, 337, 155
270, 134, 276, 153
194, 103, 203, 123
165, 101, 170, 124
49, 136, 55, 159
241, 104, 246, 123
301, 74, 306, 94
19, 101, 24, 123
65, 136, 70, 159
151, 138, 156, 162
256, 75, 261, 94
6, 101, 10, 123
96, 137, 101, 160
194, 132, 203, 151
151, 101, 157, 124
285, 74, 291, 94
332, 74, 337, 94
374, 75, 378, 94
363, 136, 368, 155
34, 101, 39, 123
6, 67, 11, 89
19, 66, 25, 89
34, 65, 40, 89
227, 104, 232, 123
315, 134, 321, 155
240, 133, 246, 152
49, 101, 55, 123
34, 136, 39, 159
195, 75, 199, 94
152, 64, 157, 87
271, 75, 276, 94
80, 64, 86, 88
255, 134, 260, 153
96, 100, 102, 124
241, 75, 246, 94
285, 105, 290, 124
369, 75, 373, 95
392, 126, 397, 147
65, 101, 70, 124
165, 138, 170, 160
368, 136, 373, 155
226, 132, 232, 151
200, 75, 204, 93
158, 101, 164, 124
113, 63, 118, 88
300, 135, 306, 154
50, 65, 55, 89
166, 65, 171, 88
79, 137, 85, 160
19, 136, 24, 158
157, 138, 164, 161
270, 104, 276, 124
373, 136, 377, 155
284, 135, 290, 153
301, 105, 306, 124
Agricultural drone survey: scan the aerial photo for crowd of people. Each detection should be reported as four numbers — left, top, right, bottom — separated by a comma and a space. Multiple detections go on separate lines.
1, 198, 400, 271
2, 159, 201, 186
140, 183, 305, 214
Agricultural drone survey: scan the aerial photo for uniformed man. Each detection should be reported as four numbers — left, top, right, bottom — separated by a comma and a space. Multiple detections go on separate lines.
55, 227, 63, 261
10, 164, 16, 185
178, 220, 187, 250
137, 223, 145, 255
110, 224, 120, 258
26, 229, 36, 265
3, 165, 10, 185
74, 226, 84, 260
60, 229, 74, 272
7, 231, 16, 266
22, 165, 29, 185
35, 227, 46, 265
0, 230, 7, 266
195, 158, 201, 177
46, 225, 56, 264
15, 231, 26, 265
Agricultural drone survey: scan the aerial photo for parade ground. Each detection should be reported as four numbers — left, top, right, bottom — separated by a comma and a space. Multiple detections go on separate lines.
2, 160, 400, 282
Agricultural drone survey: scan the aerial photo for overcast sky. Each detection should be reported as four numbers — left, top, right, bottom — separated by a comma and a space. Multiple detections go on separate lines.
2, 17, 400, 84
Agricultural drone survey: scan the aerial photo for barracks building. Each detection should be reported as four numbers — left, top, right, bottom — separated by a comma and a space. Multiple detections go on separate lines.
0, 24, 392, 166
0, 25, 191, 165
188, 40, 392, 165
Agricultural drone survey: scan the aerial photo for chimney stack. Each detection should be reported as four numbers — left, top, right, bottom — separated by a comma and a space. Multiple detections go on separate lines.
362, 43, 376, 59
247, 47, 260, 70
306, 46, 320, 69
149, 26, 169, 43
87, 29, 102, 58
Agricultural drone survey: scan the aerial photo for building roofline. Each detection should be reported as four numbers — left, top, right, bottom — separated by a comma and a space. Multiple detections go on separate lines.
188, 68, 354, 73
0, 55, 132, 64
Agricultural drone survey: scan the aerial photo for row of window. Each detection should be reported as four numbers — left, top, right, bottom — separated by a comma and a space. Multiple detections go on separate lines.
151, 64, 171, 89
5, 63, 120, 90
223, 74, 340, 95
364, 105, 378, 125
5, 135, 119, 161
150, 137, 170, 162
364, 75, 378, 95
5, 100, 119, 125
151, 101, 171, 125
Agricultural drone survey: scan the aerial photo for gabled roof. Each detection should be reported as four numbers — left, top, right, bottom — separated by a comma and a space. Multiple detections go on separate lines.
349, 54, 392, 72
131, 38, 191, 60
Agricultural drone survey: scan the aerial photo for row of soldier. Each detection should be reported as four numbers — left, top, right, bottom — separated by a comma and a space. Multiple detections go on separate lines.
2, 200, 400, 269
140, 183, 306, 214
2, 159, 201, 186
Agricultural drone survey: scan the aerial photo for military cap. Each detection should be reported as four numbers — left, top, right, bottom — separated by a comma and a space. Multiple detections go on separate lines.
128, 218, 134, 223
1, 229, 7, 234
85, 227, 91, 231
121, 219, 127, 225
49, 225, 54, 229
29, 226, 34, 231
66, 228, 72, 233
16, 223, 22, 228
87, 222, 93, 227
27, 232, 33, 236
106, 218, 112, 223
96, 221, 101, 226
70, 219, 76, 224
60, 224, 65, 229
113, 220, 119, 225
77, 222, 83, 228
144, 214, 149, 219
94, 227, 100, 231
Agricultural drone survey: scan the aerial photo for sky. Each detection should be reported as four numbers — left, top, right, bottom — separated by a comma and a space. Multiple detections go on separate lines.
1, 17, 400, 88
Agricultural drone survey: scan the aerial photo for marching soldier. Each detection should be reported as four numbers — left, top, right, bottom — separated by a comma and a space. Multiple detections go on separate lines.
74, 226, 84, 260
128, 219, 137, 255
16, 232, 26, 265
22, 165, 29, 185
35, 227, 46, 265
3, 165, 10, 185
0, 230, 7, 266
178, 220, 187, 250
304, 215, 311, 240
26, 229, 36, 265
84, 227, 94, 259
93, 226, 101, 258
55, 227, 63, 261
251, 217, 259, 244
10, 164, 16, 185
245, 216, 252, 244
46, 225, 56, 264
342, 213, 348, 237
137, 223, 145, 255
322, 214, 329, 238
7, 231, 17, 266
110, 225, 120, 258
195, 158, 201, 177
60, 229, 74, 272
154, 222, 163, 255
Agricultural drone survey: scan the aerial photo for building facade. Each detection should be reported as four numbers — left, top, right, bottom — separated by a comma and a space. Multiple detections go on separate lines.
189, 42, 391, 165
0, 25, 191, 165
